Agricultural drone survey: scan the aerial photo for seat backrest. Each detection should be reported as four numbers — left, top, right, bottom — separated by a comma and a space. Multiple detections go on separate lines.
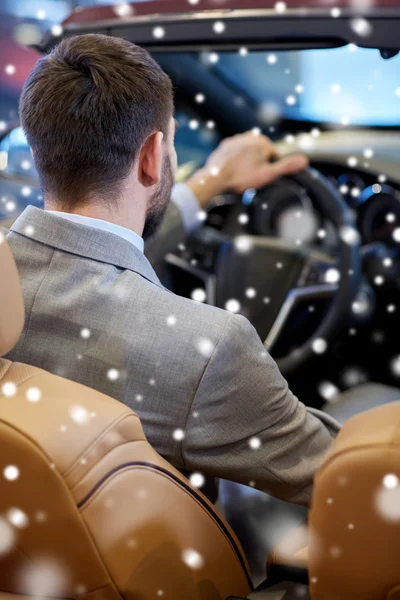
309, 401, 400, 600
0, 232, 252, 600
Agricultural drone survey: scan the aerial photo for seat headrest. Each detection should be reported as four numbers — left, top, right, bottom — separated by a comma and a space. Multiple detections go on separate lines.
0, 231, 24, 356
309, 401, 400, 600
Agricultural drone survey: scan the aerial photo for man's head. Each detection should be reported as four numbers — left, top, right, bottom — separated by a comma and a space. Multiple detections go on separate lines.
19, 34, 176, 238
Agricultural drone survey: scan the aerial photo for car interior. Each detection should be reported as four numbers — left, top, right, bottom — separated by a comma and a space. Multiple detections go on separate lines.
2, 226, 400, 600
1, 1, 400, 597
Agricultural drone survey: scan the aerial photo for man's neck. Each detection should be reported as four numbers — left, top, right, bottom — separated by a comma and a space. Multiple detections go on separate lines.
45, 200, 145, 238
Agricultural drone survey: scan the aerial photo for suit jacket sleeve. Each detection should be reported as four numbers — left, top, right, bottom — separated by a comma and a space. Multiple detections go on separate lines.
182, 313, 341, 506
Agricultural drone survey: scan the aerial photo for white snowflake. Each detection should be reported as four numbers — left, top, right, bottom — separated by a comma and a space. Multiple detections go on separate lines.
7, 508, 28, 528
80, 327, 91, 339
35, 510, 47, 522
5, 201, 16, 212
182, 549, 204, 569
196, 337, 215, 358
191, 288, 207, 303
21, 558, 66, 597
390, 356, 400, 377
213, 21, 225, 34
350, 17, 372, 37
245, 287, 257, 298
238, 213, 249, 225
266, 54, 277, 65
21, 187, 31, 198
383, 257, 392, 267
195, 93, 205, 104
3, 465, 19, 481
312, 338, 327, 354
107, 368, 119, 381
339, 225, 360, 245
69, 404, 90, 425
318, 381, 339, 401
275, 1, 286, 12
374, 275, 384, 286
51, 24, 63, 36
152, 26, 165, 39
113, 3, 134, 17
347, 156, 358, 167
376, 474, 400, 521
225, 299, 241, 313
2, 382, 17, 397
0, 517, 15, 555
330, 7, 341, 18
206, 120, 215, 129
209, 166, 220, 176
208, 52, 219, 64
286, 95, 296, 106
26, 385, 41, 402
330, 546, 341, 558
189, 119, 199, 130
387, 304, 396, 313
5, 64, 16, 75
249, 437, 261, 450
166, 315, 177, 326
363, 148, 374, 159
239, 47, 248, 56
189, 472, 205, 488
173, 428, 185, 441
324, 268, 340, 284
234, 236, 253, 253
392, 228, 400, 242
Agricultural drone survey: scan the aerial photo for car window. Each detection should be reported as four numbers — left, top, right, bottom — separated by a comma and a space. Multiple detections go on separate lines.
174, 107, 221, 182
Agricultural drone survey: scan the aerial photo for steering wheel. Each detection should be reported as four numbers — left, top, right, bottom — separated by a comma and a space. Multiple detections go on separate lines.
166, 167, 361, 376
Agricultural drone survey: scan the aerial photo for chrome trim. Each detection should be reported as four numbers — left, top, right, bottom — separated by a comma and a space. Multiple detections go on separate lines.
265, 284, 337, 350
164, 253, 216, 305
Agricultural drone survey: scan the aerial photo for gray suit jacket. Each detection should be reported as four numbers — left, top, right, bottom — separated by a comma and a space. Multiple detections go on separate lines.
5, 204, 340, 505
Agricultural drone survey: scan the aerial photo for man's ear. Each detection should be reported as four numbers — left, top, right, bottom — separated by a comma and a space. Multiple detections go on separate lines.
138, 131, 163, 188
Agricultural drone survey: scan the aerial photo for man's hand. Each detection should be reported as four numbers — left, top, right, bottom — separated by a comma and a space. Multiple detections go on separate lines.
185, 131, 308, 208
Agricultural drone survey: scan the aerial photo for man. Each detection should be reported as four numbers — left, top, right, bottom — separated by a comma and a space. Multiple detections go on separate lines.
5, 33, 339, 506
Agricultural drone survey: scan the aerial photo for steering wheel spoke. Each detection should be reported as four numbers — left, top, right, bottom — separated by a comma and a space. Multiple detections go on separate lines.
297, 250, 339, 288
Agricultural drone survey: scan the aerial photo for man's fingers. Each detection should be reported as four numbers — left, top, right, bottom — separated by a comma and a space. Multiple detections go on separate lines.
270, 153, 309, 178
252, 153, 308, 190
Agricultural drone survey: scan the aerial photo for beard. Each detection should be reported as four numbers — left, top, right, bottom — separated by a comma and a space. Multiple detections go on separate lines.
142, 155, 174, 240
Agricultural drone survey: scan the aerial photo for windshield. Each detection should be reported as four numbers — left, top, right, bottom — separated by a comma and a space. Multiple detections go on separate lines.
196, 45, 400, 128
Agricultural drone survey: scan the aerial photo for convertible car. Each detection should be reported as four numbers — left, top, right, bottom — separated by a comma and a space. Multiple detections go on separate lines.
1, 1, 400, 597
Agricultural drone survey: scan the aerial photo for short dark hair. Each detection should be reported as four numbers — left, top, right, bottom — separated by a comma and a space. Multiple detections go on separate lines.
19, 34, 173, 207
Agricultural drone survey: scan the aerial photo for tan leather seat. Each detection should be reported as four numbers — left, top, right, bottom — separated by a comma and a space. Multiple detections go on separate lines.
0, 230, 252, 600
309, 401, 400, 600
268, 401, 400, 599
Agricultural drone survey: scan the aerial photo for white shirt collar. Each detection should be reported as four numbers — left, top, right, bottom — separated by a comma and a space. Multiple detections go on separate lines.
45, 210, 144, 253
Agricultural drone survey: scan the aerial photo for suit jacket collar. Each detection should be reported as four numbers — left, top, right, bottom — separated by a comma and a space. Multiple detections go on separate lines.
10, 205, 162, 288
